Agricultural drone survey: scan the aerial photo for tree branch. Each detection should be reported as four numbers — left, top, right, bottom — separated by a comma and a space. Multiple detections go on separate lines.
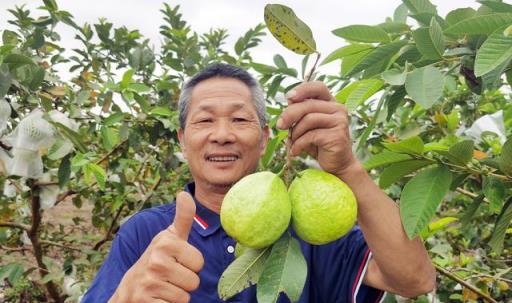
28, 183, 64, 303
0, 222, 30, 232
93, 204, 126, 251
434, 263, 498, 303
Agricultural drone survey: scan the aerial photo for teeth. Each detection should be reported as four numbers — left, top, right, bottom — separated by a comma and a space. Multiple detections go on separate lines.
208, 156, 237, 162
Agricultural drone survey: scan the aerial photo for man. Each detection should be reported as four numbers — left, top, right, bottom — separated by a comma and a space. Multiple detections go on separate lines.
82, 63, 435, 303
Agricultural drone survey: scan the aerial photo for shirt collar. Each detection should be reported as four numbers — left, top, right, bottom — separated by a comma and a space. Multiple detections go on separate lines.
184, 182, 221, 237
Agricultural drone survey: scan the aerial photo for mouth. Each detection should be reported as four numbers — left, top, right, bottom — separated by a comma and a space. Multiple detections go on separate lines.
206, 154, 239, 162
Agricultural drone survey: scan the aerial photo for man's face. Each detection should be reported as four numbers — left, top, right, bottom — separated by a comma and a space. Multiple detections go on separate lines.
178, 77, 269, 189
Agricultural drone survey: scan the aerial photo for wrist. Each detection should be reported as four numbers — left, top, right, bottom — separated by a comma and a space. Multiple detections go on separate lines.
335, 160, 367, 183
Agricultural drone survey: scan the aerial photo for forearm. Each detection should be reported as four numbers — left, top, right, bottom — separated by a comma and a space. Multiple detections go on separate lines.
336, 162, 436, 296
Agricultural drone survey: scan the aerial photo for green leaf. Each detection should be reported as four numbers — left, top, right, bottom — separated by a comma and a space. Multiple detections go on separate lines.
48, 138, 74, 160
498, 138, 512, 174
103, 112, 126, 126
340, 49, 373, 77
448, 140, 474, 165
478, 0, 512, 13
474, 26, 512, 77
257, 233, 307, 303
357, 91, 387, 151
382, 68, 407, 86
386, 86, 406, 120
402, 0, 437, 15
460, 195, 484, 229
483, 177, 506, 214
58, 155, 71, 188
3, 53, 35, 69
481, 56, 510, 91
149, 106, 174, 117
412, 19, 445, 60
262, 131, 287, 168
445, 8, 477, 26
218, 247, 271, 300
405, 66, 444, 109
346, 40, 407, 77
400, 165, 452, 239
0, 263, 24, 284
335, 79, 384, 112
50, 122, 87, 153
383, 136, 424, 155
332, 25, 390, 43
127, 83, 151, 93
379, 159, 433, 188
378, 22, 411, 34
321, 44, 374, 65
121, 69, 134, 89
394, 3, 409, 23
264, 4, 316, 55
444, 13, 512, 35
363, 151, 413, 170
273, 54, 287, 69
489, 198, 512, 255
86, 163, 106, 190
101, 127, 119, 150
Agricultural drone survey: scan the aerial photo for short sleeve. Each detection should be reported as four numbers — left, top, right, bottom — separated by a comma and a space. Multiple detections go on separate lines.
309, 226, 385, 303
80, 231, 140, 303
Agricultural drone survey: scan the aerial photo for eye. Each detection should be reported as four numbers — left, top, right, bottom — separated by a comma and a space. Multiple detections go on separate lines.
233, 117, 248, 123
196, 118, 213, 123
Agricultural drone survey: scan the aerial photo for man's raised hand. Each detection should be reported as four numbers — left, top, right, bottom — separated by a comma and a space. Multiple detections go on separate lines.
109, 192, 204, 303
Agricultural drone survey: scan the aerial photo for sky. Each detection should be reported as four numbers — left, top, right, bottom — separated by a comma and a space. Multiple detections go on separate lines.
0, 0, 481, 75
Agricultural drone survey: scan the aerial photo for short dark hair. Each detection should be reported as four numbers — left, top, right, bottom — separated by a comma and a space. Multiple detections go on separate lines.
178, 63, 266, 128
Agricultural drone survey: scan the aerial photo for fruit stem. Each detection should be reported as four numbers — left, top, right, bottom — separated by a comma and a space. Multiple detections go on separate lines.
305, 52, 321, 82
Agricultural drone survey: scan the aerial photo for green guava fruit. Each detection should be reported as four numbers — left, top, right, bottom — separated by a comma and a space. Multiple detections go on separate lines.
289, 168, 357, 245
220, 171, 291, 249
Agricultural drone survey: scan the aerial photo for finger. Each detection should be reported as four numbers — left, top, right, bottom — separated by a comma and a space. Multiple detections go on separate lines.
150, 280, 191, 303
277, 100, 340, 130
290, 112, 340, 142
289, 129, 324, 157
170, 191, 196, 241
285, 81, 334, 104
165, 262, 201, 292
174, 242, 205, 273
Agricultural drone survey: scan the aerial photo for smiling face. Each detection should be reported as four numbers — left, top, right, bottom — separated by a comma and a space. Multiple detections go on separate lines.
178, 77, 269, 191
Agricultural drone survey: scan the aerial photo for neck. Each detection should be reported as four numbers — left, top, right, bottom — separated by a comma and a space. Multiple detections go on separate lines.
193, 180, 231, 214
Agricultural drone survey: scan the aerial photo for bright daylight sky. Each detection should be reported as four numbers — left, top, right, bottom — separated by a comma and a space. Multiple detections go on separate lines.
0, 0, 481, 76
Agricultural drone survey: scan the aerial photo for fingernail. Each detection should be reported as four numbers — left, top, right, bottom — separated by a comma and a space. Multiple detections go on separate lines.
285, 89, 297, 99
276, 118, 284, 129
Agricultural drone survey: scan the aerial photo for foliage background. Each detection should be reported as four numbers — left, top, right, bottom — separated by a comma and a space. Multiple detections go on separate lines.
0, 0, 510, 302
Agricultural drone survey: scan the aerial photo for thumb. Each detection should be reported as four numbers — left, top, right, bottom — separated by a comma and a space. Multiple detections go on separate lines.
170, 191, 196, 241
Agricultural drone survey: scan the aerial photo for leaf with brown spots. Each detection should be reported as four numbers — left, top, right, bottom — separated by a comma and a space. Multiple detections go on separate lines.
264, 4, 316, 55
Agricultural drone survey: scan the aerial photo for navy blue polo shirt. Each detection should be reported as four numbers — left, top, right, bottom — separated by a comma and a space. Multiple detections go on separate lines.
82, 183, 385, 303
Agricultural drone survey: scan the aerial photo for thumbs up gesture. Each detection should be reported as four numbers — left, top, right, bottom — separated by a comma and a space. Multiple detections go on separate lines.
110, 192, 205, 303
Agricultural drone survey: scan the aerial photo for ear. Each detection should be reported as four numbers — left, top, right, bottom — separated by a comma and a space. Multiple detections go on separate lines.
178, 128, 187, 159
259, 125, 270, 157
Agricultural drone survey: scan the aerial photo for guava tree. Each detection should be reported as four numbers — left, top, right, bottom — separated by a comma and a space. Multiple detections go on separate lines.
237, 1, 512, 302
0, 1, 266, 302
0, 0, 511, 302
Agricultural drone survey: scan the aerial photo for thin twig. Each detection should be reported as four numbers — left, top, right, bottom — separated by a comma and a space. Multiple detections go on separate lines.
434, 264, 498, 303
40, 240, 82, 252
0, 140, 12, 151
96, 139, 128, 165
93, 204, 126, 251
0, 222, 30, 232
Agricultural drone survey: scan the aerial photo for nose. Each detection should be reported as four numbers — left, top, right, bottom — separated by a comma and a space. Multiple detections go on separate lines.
209, 119, 235, 145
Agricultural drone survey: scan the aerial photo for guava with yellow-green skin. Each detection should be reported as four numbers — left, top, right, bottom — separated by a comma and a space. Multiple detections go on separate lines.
289, 168, 357, 245
220, 171, 291, 249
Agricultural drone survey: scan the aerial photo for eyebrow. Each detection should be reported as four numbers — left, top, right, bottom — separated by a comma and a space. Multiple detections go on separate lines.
196, 102, 248, 112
